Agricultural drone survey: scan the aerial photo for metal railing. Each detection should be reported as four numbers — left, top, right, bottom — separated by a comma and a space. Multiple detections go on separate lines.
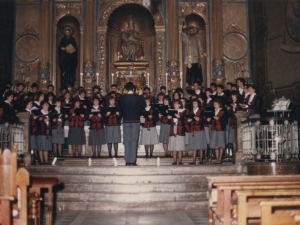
242, 119, 299, 162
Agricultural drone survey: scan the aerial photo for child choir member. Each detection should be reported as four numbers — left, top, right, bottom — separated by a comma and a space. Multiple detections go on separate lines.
2, 91, 19, 123
105, 96, 121, 158
51, 100, 65, 157
181, 98, 190, 157
168, 100, 186, 165
227, 91, 240, 154
140, 97, 159, 158
88, 97, 106, 158
36, 101, 52, 164
187, 99, 207, 164
68, 100, 86, 158
207, 99, 228, 164
240, 84, 261, 119
34, 92, 45, 109
158, 96, 171, 158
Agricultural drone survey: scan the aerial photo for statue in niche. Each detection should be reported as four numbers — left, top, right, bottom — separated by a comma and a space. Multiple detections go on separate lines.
182, 20, 207, 86
117, 16, 144, 61
58, 27, 78, 87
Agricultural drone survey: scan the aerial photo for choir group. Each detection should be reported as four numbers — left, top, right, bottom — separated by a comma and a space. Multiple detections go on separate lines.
0, 77, 261, 165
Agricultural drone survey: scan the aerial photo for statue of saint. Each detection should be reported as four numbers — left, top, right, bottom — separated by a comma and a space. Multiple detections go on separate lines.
117, 17, 144, 61
182, 21, 207, 86
58, 27, 78, 87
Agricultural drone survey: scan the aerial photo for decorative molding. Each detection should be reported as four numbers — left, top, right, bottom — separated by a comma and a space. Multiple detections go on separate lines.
20, 25, 38, 36
56, 3, 82, 16
98, 34, 106, 91
167, 60, 180, 93
17, 0, 39, 4
224, 23, 246, 35
180, 2, 207, 16
98, 0, 164, 30
157, 33, 164, 88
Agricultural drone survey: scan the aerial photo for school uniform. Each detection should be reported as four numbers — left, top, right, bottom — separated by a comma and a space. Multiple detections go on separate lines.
51, 107, 65, 144
2, 101, 19, 123
105, 106, 121, 143
228, 102, 240, 144
140, 106, 159, 145
184, 108, 191, 146
68, 107, 86, 145
36, 110, 52, 151
88, 106, 106, 145
246, 93, 261, 119
168, 109, 186, 151
187, 108, 207, 150
209, 108, 227, 149
158, 106, 170, 143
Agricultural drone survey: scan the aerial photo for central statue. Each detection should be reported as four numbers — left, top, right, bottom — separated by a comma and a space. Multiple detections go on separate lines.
117, 16, 144, 61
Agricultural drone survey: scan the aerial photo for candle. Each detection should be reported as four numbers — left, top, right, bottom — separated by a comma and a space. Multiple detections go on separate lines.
80, 73, 83, 86
147, 73, 150, 86
112, 73, 114, 84
96, 73, 99, 85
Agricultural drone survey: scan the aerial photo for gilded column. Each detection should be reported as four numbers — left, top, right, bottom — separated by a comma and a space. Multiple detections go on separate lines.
38, 0, 51, 91
166, 0, 180, 93
83, 0, 96, 96
211, 0, 225, 84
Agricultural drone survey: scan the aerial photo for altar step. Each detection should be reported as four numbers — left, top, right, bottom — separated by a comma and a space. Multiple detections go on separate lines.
27, 162, 243, 211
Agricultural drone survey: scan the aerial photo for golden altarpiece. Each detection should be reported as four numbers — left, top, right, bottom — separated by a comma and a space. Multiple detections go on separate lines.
13, 0, 251, 95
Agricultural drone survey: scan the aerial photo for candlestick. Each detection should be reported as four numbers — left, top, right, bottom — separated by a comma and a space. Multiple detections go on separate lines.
147, 73, 150, 86
96, 73, 99, 85
80, 73, 83, 86
112, 73, 114, 84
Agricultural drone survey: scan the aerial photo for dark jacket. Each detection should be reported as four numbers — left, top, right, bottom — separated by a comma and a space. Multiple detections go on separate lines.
120, 94, 146, 123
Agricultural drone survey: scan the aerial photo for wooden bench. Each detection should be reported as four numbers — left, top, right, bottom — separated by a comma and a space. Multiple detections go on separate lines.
207, 175, 300, 225
29, 176, 60, 225
237, 189, 300, 225
0, 148, 40, 225
260, 199, 300, 225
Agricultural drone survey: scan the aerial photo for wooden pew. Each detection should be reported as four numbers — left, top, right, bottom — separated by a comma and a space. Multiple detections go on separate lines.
0, 149, 41, 225
207, 175, 300, 225
237, 189, 300, 225
214, 182, 300, 225
260, 199, 300, 225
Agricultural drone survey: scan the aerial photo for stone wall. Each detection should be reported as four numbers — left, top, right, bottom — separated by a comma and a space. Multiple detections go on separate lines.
249, 0, 300, 109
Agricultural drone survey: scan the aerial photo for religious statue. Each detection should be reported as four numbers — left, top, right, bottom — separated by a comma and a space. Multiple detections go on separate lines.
117, 16, 144, 61
58, 27, 78, 87
182, 20, 207, 86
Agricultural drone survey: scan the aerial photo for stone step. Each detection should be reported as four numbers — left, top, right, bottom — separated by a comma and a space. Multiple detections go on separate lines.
56, 201, 208, 211
53, 174, 213, 184
27, 164, 242, 176
61, 183, 207, 193
55, 191, 207, 203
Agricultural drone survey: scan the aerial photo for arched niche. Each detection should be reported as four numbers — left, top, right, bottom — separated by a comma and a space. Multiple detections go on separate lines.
105, 3, 158, 91
54, 15, 81, 90
180, 13, 209, 89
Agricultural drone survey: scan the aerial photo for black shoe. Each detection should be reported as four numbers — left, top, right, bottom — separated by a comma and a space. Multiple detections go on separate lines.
73, 155, 76, 158
115, 155, 118, 158
131, 163, 137, 166
172, 162, 177, 165
145, 154, 149, 158
97, 155, 101, 158
189, 162, 196, 165
109, 154, 113, 158
178, 162, 184, 166
92, 155, 96, 159
125, 163, 130, 166
150, 154, 153, 158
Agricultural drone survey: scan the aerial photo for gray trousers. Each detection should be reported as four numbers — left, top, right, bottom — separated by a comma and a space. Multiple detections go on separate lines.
123, 123, 140, 163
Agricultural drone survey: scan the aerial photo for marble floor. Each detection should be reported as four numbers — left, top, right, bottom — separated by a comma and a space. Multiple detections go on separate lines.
52, 210, 209, 225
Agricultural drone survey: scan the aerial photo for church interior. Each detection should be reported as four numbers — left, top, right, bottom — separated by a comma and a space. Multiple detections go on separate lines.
1, 0, 300, 224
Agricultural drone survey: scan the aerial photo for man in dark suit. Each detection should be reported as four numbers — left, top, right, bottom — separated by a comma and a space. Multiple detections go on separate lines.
120, 82, 146, 166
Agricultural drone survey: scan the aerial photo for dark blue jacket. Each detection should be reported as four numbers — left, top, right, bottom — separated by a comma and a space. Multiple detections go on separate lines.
120, 94, 146, 123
